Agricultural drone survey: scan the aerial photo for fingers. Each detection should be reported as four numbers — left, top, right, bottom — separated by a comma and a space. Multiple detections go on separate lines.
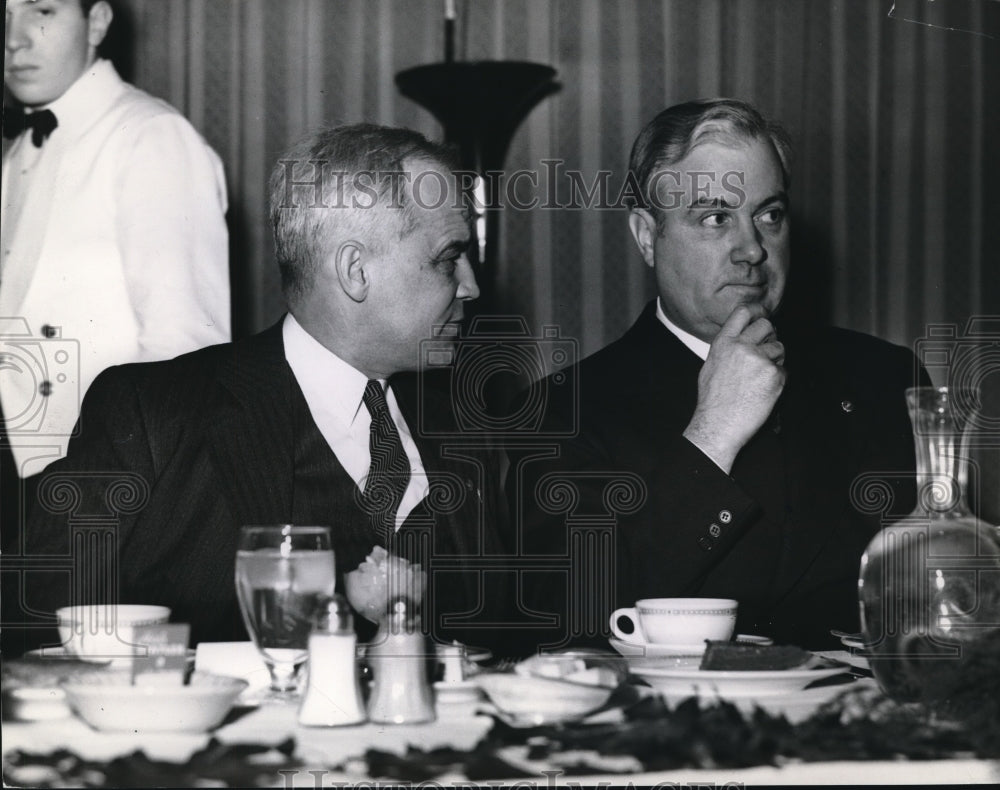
741, 316, 777, 345
717, 303, 768, 338
717, 306, 779, 353
759, 339, 786, 366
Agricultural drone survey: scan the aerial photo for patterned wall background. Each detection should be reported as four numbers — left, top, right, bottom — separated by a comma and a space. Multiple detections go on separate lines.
108, 0, 997, 362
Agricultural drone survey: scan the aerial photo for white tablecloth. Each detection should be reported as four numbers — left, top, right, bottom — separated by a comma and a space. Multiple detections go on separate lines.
4, 645, 998, 785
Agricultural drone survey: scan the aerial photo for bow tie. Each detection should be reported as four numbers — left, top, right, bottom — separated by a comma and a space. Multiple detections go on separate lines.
2, 107, 59, 147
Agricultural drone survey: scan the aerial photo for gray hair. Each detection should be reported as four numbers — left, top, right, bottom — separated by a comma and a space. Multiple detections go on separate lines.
269, 123, 458, 305
627, 98, 792, 231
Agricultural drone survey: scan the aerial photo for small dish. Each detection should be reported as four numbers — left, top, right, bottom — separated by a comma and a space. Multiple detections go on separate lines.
60, 671, 247, 732
433, 679, 482, 704
476, 672, 614, 725
475, 650, 625, 725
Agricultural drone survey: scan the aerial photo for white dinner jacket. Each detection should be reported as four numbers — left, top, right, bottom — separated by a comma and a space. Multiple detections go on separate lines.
0, 61, 230, 477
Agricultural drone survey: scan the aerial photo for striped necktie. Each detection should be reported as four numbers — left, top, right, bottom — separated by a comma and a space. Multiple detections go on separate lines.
362, 380, 411, 540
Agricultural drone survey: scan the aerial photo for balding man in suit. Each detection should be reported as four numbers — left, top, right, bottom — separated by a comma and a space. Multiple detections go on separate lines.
4, 124, 507, 655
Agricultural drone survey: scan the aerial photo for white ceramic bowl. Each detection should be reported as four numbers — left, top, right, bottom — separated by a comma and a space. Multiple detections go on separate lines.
60, 671, 248, 732
56, 605, 171, 662
476, 672, 614, 725
475, 650, 625, 724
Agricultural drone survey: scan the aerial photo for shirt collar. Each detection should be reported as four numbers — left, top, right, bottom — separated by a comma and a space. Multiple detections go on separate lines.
282, 313, 370, 427
655, 298, 711, 361
41, 59, 121, 141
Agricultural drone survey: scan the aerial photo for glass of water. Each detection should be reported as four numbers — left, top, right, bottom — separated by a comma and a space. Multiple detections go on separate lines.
235, 525, 335, 695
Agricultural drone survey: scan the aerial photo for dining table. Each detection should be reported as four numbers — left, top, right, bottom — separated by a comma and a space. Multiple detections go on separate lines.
3, 644, 998, 787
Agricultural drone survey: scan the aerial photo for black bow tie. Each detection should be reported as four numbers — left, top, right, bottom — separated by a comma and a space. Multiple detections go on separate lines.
2, 107, 58, 147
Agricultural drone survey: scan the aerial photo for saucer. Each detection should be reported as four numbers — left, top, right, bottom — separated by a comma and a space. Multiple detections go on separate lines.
27, 646, 196, 666
609, 634, 772, 659
632, 662, 846, 700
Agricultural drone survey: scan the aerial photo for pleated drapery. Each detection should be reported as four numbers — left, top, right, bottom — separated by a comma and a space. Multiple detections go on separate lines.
104, 0, 996, 362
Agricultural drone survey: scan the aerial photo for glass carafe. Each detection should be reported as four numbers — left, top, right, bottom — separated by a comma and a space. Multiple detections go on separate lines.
859, 387, 1000, 701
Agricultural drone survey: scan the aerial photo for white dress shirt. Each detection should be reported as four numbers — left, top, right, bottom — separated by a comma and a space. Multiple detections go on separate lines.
0, 60, 230, 476
282, 314, 429, 530
655, 298, 710, 361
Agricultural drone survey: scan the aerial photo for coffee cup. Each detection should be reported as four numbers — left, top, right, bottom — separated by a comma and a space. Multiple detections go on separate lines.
608, 598, 737, 646
56, 604, 171, 662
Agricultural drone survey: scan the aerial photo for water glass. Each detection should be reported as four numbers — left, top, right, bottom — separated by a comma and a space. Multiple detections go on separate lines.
235, 525, 335, 695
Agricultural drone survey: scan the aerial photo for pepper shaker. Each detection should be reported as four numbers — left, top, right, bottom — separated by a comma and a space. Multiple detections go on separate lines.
366, 598, 435, 724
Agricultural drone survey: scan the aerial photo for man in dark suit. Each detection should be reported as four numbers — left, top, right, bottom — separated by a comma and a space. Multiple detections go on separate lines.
2, 124, 507, 653
510, 99, 927, 650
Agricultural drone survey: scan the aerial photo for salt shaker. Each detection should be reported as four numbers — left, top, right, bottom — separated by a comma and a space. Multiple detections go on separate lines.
366, 598, 435, 724
298, 594, 366, 727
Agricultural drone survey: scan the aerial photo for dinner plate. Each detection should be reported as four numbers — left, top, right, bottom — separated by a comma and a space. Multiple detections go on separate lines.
632, 660, 846, 699
609, 633, 772, 660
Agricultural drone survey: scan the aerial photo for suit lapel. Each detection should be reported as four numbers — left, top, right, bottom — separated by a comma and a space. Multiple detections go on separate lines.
207, 321, 295, 527
392, 374, 478, 551
619, 304, 709, 438
391, 373, 486, 626
769, 331, 858, 600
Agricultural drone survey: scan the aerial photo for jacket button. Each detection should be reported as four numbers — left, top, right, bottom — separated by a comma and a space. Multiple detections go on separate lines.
718, 509, 732, 524
841, 400, 854, 413
41, 324, 57, 338
709, 523, 722, 538
39, 381, 53, 396
697, 535, 715, 551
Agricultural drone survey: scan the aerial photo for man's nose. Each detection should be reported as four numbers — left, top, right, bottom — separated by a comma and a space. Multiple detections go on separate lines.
5, 13, 29, 52
455, 256, 480, 301
731, 219, 766, 265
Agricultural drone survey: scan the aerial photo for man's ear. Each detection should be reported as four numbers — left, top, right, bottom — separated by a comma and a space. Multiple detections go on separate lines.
87, 1, 114, 49
334, 241, 370, 303
627, 208, 659, 269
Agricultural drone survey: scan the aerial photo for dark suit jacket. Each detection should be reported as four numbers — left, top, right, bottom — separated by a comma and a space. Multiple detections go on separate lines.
509, 302, 927, 650
6, 322, 509, 653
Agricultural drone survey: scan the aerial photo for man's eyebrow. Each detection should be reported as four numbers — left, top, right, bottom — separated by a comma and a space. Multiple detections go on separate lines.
686, 196, 737, 212
434, 237, 470, 258
687, 191, 790, 212
752, 191, 789, 212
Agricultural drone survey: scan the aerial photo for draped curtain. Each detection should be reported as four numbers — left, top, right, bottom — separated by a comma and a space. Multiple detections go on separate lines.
110, 0, 997, 363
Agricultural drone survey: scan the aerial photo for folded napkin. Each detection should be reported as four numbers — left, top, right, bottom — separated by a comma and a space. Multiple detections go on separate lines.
194, 642, 270, 701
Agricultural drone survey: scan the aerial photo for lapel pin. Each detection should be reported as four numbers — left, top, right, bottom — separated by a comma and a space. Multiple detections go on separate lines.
841, 400, 854, 413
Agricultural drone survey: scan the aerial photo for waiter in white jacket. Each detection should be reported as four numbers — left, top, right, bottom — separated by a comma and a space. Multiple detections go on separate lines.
1, 0, 230, 533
